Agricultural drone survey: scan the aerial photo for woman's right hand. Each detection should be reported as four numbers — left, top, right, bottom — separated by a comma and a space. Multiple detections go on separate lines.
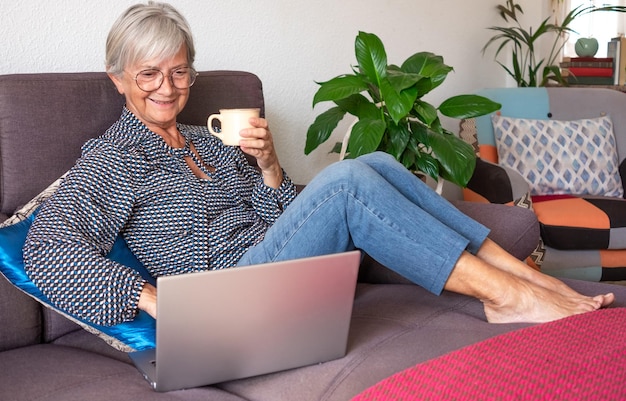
239, 117, 284, 189
138, 283, 157, 319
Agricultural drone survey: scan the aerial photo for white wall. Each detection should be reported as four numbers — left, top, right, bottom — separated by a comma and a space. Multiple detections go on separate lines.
0, 0, 545, 184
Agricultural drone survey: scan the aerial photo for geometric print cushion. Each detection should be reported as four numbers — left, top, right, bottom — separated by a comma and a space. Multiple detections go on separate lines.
492, 114, 624, 198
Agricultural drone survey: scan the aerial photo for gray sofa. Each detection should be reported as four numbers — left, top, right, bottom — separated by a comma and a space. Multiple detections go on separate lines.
1, 71, 625, 401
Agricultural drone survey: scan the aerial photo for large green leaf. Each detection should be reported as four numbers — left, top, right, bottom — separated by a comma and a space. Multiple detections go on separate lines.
385, 122, 411, 159
313, 75, 369, 106
334, 94, 381, 120
403, 137, 439, 179
402, 52, 441, 75
409, 120, 430, 145
348, 118, 386, 157
399, 146, 416, 170
413, 100, 438, 126
401, 52, 453, 93
379, 77, 415, 124
305, 107, 346, 154
412, 152, 439, 181
387, 68, 424, 92
438, 95, 501, 119
427, 131, 476, 186
355, 32, 388, 85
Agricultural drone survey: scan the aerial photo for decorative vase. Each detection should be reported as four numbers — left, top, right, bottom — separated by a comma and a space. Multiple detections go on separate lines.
575, 38, 599, 57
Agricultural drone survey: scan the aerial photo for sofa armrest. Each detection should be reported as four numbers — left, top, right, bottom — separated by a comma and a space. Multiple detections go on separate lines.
465, 159, 531, 206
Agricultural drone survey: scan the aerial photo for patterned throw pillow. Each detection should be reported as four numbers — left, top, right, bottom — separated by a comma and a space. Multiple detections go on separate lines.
492, 115, 624, 197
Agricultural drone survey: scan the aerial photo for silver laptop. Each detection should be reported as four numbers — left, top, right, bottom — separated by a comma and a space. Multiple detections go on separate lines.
129, 251, 361, 392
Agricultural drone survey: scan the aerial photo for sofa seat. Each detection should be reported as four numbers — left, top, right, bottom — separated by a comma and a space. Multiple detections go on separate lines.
0, 281, 530, 401
461, 87, 626, 281
1, 345, 245, 401
532, 195, 626, 250
4, 279, 626, 401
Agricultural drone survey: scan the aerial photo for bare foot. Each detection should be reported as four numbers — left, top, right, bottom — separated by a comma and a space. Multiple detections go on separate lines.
476, 239, 615, 307
500, 260, 616, 308
445, 249, 614, 324
482, 276, 609, 324
526, 271, 615, 307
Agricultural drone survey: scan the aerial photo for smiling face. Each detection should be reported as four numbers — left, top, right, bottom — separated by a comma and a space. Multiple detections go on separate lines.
108, 45, 190, 136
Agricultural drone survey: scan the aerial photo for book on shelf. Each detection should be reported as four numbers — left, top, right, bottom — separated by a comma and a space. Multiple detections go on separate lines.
563, 66, 614, 77
607, 36, 626, 85
566, 75, 614, 85
560, 57, 613, 68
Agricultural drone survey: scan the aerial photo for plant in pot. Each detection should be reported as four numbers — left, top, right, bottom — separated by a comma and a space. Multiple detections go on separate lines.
483, 0, 626, 87
304, 31, 501, 188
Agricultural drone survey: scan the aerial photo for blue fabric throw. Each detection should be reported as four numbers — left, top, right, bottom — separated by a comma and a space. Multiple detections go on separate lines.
0, 211, 156, 351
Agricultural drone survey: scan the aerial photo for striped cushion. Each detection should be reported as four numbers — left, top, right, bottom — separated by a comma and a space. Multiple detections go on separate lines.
533, 195, 626, 250
537, 245, 626, 281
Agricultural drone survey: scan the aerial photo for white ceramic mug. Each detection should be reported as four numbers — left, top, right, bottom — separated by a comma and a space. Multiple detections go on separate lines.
207, 108, 260, 146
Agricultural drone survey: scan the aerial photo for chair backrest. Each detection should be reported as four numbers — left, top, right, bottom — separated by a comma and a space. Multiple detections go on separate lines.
471, 87, 626, 165
0, 71, 264, 220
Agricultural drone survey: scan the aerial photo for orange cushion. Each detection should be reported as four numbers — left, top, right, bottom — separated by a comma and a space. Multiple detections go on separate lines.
533, 197, 609, 230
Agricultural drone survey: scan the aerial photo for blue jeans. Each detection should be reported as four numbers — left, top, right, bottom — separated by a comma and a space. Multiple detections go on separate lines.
238, 152, 490, 295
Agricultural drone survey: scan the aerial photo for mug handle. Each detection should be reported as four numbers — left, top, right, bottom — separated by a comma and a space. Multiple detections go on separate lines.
207, 114, 223, 139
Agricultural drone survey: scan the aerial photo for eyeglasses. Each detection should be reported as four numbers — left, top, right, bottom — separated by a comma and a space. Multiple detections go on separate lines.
131, 67, 198, 92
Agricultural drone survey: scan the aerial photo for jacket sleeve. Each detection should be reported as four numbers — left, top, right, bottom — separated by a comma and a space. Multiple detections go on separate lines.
222, 143, 296, 225
23, 143, 146, 326
248, 164, 297, 225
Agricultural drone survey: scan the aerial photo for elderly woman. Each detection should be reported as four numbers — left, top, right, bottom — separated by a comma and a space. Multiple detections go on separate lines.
24, 1, 613, 327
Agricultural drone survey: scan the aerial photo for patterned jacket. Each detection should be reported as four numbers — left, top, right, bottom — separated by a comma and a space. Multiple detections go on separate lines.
23, 108, 297, 326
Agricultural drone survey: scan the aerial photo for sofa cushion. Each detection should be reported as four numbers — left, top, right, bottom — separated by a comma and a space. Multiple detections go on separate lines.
0, 74, 125, 218
533, 195, 626, 250
492, 114, 623, 197
0, 211, 157, 352
0, 344, 245, 401
0, 71, 265, 219
42, 304, 82, 343
215, 279, 626, 401
0, 273, 41, 352
537, 243, 626, 281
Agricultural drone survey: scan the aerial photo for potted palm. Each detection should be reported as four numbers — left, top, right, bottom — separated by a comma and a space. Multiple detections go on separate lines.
304, 31, 501, 188
483, 0, 626, 87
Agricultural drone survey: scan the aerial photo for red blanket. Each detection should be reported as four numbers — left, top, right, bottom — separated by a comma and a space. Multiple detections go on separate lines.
353, 308, 626, 400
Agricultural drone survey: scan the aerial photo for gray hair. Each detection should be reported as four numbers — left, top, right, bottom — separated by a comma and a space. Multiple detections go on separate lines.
106, 1, 195, 76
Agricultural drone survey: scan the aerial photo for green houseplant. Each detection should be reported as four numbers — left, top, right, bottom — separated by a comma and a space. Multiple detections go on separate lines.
304, 31, 501, 188
483, 0, 626, 87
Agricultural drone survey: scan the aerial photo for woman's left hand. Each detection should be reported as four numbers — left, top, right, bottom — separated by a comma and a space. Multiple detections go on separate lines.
239, 117, 284, 188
